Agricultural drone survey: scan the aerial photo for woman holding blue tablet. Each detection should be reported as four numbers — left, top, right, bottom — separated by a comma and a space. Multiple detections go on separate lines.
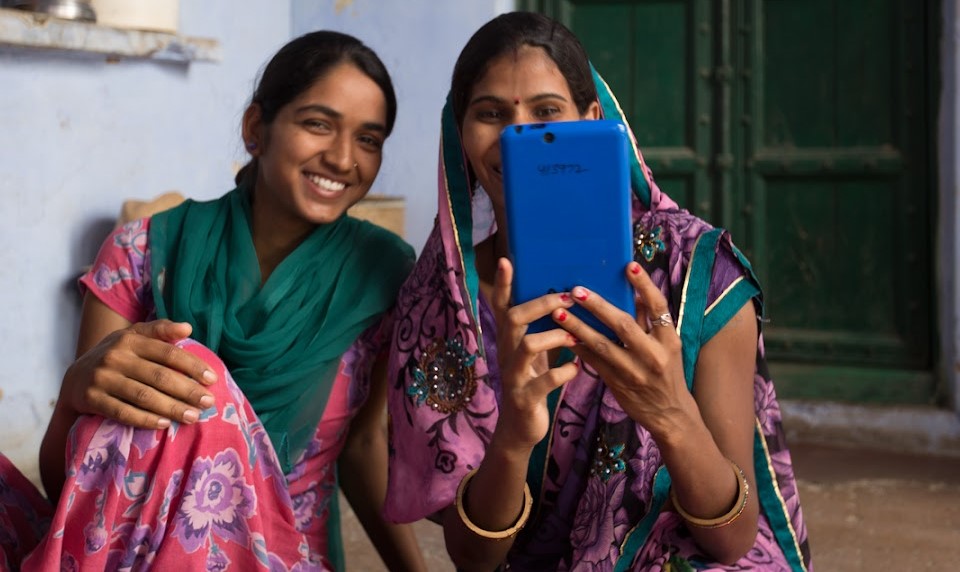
385, 12, 811, 571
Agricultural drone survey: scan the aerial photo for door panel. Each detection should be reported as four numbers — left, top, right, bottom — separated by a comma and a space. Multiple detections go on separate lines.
742, 0, 933, 397
532, 0, 714, 216
522, 0, 937, 403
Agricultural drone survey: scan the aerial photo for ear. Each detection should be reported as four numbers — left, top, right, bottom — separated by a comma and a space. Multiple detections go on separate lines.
581, 100, 601, 120
241, 103, 264, 155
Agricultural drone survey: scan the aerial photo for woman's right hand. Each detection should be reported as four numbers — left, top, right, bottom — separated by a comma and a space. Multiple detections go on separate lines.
60, 296, 219, 429
488, 257, 579, 450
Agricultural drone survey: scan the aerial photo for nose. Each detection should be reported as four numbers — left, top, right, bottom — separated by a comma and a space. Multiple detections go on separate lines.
321, 132, 354, 174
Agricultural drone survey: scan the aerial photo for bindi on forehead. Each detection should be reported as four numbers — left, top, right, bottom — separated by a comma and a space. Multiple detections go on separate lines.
514, 97, 520, 105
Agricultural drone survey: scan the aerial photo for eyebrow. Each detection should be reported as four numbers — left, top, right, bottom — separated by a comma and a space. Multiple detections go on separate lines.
294, 104, 387, 133
467, 93, 569, 107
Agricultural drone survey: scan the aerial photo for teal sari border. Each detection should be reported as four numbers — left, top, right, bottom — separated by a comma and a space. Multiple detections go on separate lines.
753, 427, 808, 572
590, 64, 651, 208
678, 229, 722, 391
441, 96, 480, 317
613, 466, 672, 572
729, 242, 765, 319
701, 278, 761, 344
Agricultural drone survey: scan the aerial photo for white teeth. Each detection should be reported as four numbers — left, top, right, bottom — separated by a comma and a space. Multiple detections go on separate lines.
307, 173, 346, 192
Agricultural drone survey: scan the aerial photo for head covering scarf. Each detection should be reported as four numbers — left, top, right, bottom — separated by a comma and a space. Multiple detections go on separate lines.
385, 68, 811, 570
149, 186, 414, 473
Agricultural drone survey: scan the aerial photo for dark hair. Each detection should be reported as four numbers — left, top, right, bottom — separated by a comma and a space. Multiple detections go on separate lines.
450, 12, 597, 129
236, 30, 397, 186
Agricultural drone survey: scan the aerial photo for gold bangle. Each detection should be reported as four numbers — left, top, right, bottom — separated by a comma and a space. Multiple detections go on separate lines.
670, 458, 749, 529
455, 468, 533, 540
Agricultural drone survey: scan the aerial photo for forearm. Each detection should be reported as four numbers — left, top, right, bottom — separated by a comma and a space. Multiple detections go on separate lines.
441, 431, 533, 571
339, 430, 426, 572
38, 398, 79, 502
652, 397, 758, 564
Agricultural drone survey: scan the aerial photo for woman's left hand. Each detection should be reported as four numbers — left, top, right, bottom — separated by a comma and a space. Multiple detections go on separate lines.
552, 261, 694, 436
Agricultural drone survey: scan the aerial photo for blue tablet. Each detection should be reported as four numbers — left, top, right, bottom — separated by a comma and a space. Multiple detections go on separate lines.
500, 119, 636, 340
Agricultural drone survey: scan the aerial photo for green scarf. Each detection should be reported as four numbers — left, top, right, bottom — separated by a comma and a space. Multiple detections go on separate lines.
149, 187, 414, 473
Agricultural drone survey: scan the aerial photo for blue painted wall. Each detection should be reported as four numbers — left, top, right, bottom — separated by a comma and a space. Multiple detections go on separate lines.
0, 1, 293, 485
0, 0, 511, 488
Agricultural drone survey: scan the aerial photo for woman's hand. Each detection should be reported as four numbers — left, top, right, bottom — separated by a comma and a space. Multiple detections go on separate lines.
61, 320, 218, 429
61, 294, 218, 429
42, 294, 219, 500
488, 258, 579, 449
551, 261, 694, 437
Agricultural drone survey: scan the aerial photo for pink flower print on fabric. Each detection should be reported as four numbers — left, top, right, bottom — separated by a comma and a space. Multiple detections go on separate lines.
173, 448, 256, 553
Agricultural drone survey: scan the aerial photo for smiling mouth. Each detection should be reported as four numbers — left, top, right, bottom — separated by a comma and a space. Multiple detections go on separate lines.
305, 172, 347, 194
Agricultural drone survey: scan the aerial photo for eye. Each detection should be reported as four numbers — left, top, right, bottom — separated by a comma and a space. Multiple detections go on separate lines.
357, 134, 384, 151
474, 108, 505, 123
534, 106, 563, 120
302, 119, 332, 133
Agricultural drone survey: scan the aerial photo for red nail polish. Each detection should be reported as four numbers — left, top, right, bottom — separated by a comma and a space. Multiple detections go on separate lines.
557, 310, 568, 322
630, 263, 641, 275
574, 291, 588, 302
559, 293, 571, 302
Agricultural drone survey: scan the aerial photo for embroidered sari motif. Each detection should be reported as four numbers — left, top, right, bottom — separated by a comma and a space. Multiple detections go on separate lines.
385, 69, 810, 570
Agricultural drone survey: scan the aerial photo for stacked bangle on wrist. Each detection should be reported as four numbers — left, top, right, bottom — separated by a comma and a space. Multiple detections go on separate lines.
455, 468, 533, 540
670, 458, 750, 529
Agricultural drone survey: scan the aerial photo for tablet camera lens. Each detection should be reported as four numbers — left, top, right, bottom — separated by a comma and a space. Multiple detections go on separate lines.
543, 132, 555, 143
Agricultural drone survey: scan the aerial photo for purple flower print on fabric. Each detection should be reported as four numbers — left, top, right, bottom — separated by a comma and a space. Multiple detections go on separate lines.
570, 473, 630, 570
105, 522, 160, 570
754, 372, 781, 437
60, 551, 79, 572
91, 264, 134, 291
130, 428, 160, 459
113, 219, 149, 258
206, 542, 231, 572
292, 488, 320, 532
173, 448, 256, 553
75, 420, 128, 492
83, 522, 107, 555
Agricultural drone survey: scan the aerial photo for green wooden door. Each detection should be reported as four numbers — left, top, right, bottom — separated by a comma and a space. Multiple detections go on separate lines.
520, 0, 938, 404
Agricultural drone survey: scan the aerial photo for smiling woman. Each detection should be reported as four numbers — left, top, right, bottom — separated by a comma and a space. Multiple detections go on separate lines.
0, 31, 425, 572
385, 12, 810, 572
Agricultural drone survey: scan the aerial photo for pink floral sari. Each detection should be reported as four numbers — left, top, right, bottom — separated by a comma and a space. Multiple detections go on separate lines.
0, 217, 393, 571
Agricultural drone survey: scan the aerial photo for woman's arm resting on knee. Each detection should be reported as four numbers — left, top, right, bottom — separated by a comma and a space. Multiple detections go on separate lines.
339, 354, 427, 572
39, 293, 217, 501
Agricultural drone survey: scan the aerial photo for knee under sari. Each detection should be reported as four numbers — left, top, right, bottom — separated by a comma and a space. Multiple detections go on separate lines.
384, 71, 812, 571
0, 188, 414, 571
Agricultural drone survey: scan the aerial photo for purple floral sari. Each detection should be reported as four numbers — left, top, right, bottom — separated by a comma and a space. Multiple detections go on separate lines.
384, 71, 811, 570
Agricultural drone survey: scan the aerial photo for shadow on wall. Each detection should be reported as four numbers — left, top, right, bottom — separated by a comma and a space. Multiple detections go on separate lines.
56, 216, 117, 366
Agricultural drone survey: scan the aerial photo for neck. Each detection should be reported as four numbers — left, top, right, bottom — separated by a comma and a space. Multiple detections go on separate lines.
250, 189, 315, 285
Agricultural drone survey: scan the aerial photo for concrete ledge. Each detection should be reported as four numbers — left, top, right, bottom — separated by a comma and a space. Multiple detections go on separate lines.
782, 400, 960, 458
0, 7, 220, 62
